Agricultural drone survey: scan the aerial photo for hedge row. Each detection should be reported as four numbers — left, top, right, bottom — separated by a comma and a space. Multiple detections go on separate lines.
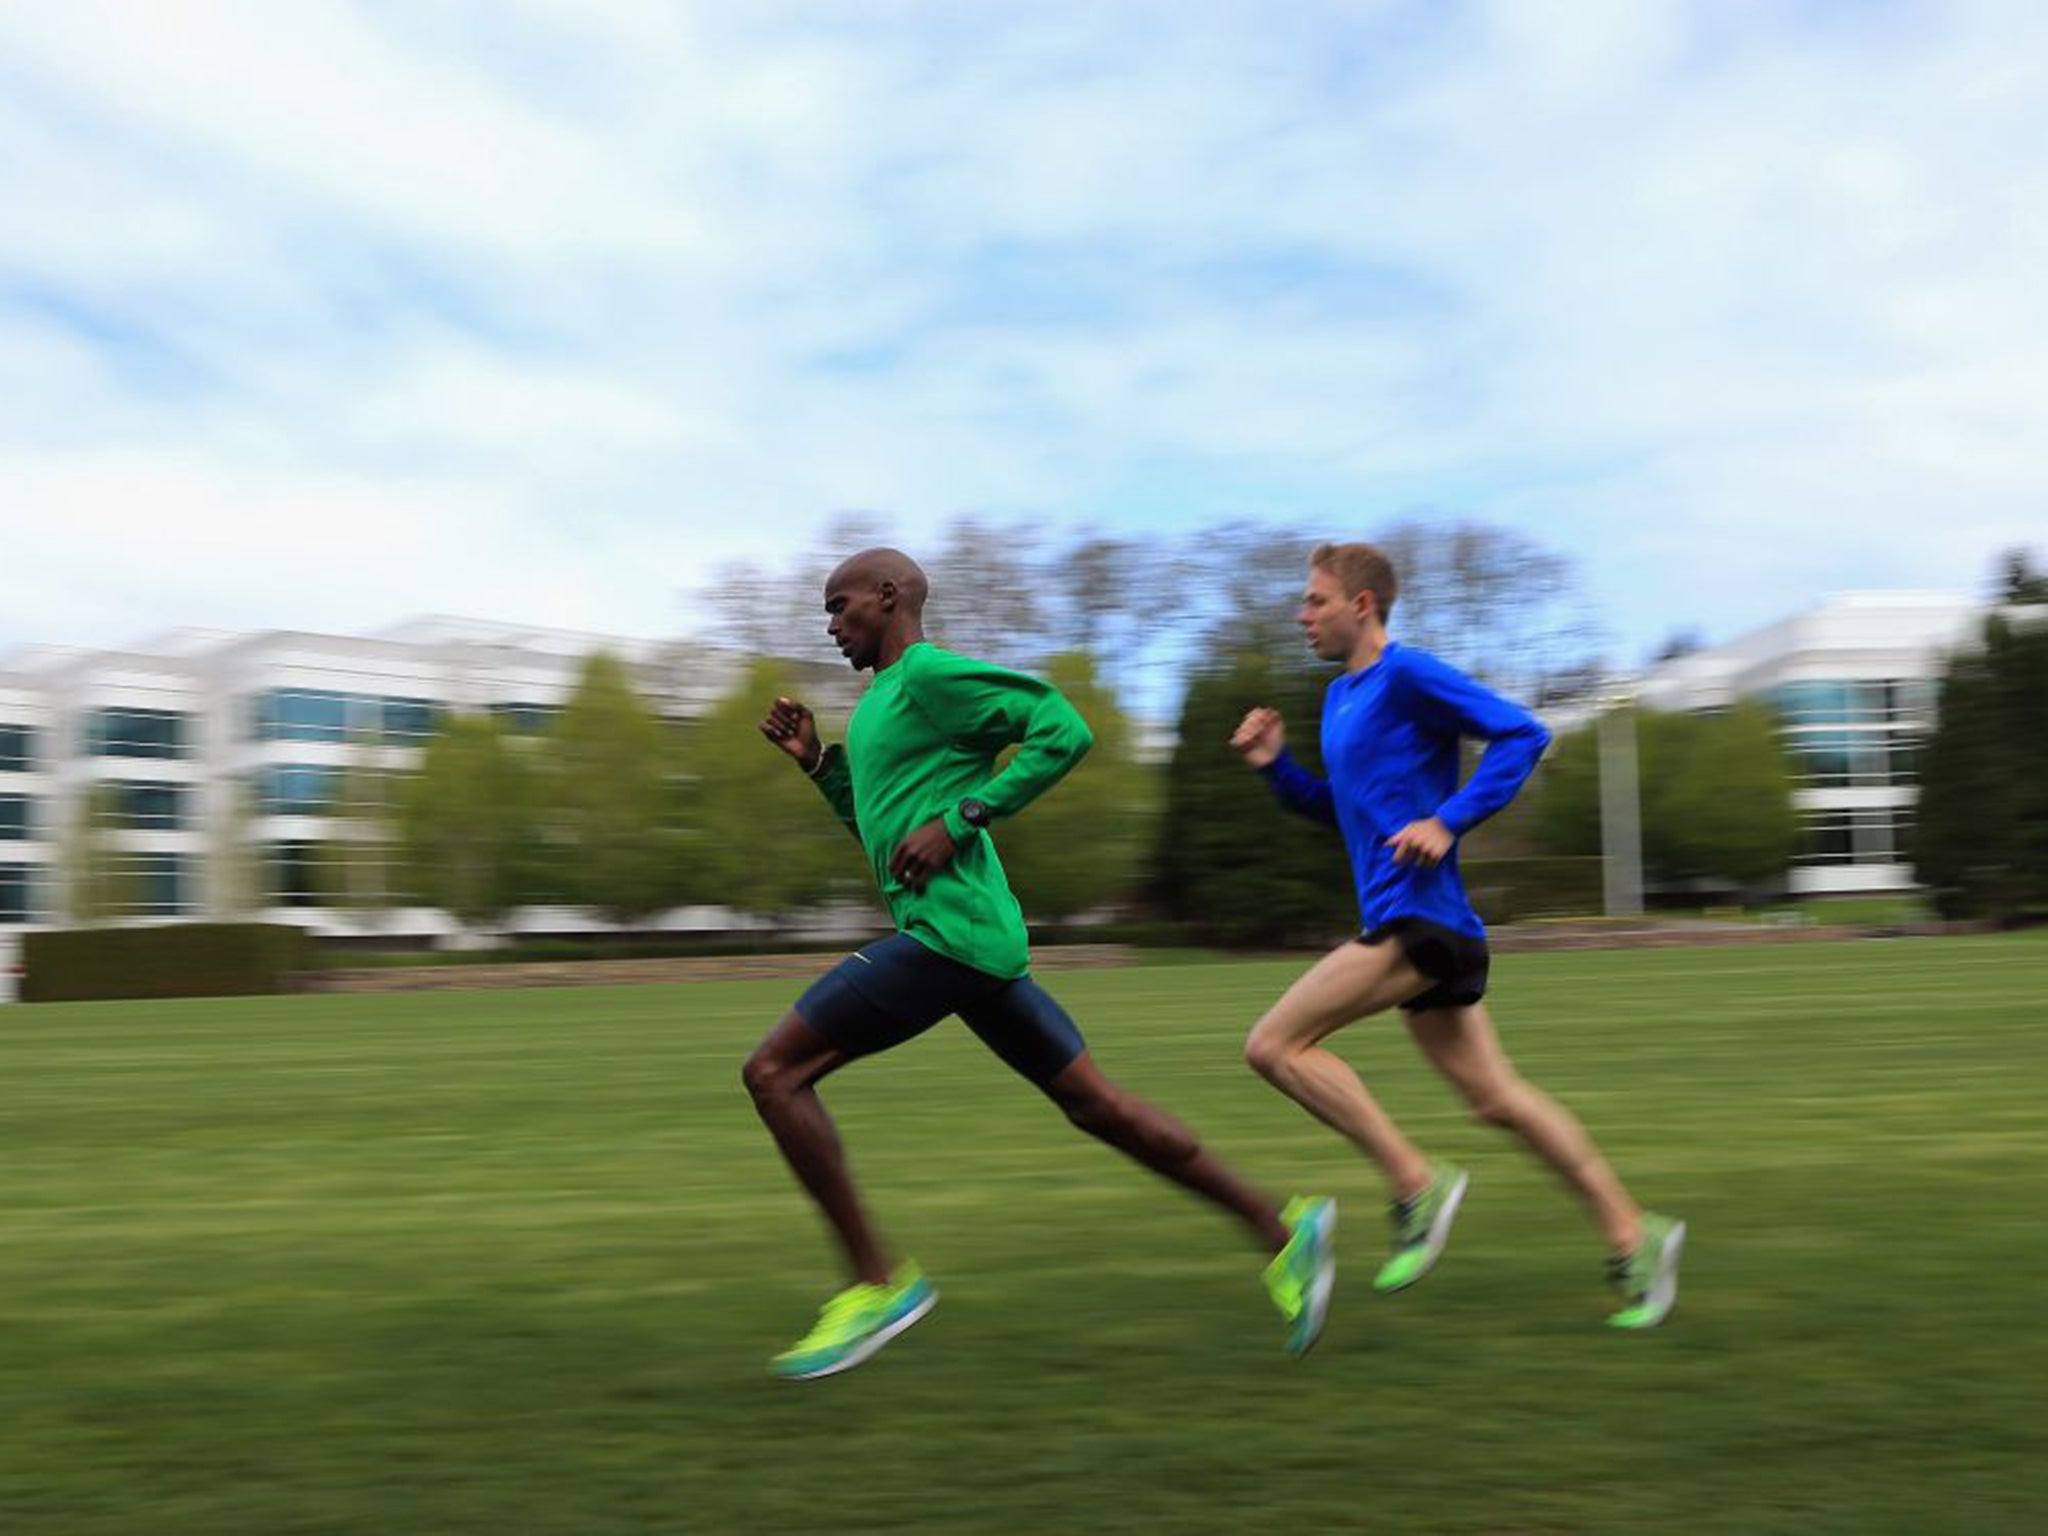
22, 924, 314, 1003
1462, 856, 1608, 925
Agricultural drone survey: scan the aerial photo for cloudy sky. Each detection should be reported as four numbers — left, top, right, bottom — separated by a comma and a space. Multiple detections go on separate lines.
2, 0, 2043, 666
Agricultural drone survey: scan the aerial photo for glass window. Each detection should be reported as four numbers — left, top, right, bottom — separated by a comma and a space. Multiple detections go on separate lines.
254, 765, 338, 817
105, 780, 188, 831
1853, 809, 1896, 861
1889, 680, 1937, 721
253, 689, 353, 743
1798, 809, 1915, 867
1800, 811, 1859, 865
1787, 732, 1860, 788
85, 707, 190, 759
1770, 680, 1904, 727
0, 794, 33, 841
380, 697, 440, 743
268, 847, 323, 909
113, 853, 187, 916
1770, 681, 1854, 726
0, 862, 38, 923
265, 841, 323, 908
0, 724, 34, 773
488, 702, 559, 734
1785, 730, 1921, 787
252, 690, 441, 745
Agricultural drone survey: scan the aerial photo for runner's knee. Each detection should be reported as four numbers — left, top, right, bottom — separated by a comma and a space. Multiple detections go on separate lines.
1244, 1027, 1293, 1082
740, 1048, 781, 1106
741, 1035, 807, 1107
1055, 1079, 1123, 1138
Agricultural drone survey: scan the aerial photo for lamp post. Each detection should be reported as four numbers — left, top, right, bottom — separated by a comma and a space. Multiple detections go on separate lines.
1598, 695, 1644, 919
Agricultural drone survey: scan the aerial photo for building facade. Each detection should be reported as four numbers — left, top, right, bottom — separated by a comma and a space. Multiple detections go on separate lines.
0, 617, 807, 969
1633, 592, 1988, 896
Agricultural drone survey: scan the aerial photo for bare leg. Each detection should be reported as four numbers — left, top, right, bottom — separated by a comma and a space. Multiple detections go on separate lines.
1405, 1003, 1642, 1254
741, 1012, 892, 1286
1244, 941, 1437, 1200
1042, 1053, 1292, 1253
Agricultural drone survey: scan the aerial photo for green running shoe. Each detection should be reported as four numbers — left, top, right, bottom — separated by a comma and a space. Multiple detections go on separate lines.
771, 1262, 937, 1381
1263, 1196, 1337, 1356
1372, 1162, 1469, 1293
1606, 1214, 1685, 1330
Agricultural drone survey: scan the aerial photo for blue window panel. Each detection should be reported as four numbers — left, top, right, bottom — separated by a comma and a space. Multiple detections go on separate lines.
0, 724, 35, 773
85, 708, 190, 759
254, 689, 353, 743
380, 697, 440, 742
0, 794, 33, 840
109, 781, 188, 830
0, 862, 38, 923
255, 765, 339, 816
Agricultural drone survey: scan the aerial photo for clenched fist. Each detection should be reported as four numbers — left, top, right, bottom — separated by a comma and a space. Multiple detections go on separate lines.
759, 696, 822, 773
1230, 706, 1286, 769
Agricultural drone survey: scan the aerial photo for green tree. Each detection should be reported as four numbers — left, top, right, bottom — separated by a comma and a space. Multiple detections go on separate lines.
316, 732, 406, 928
1154, 643, 1352, 945
207, 778, 259, 919
62, 783, 129, 923
678, 657, 868, 920
1536, 703, 1798, 890
1646, 703, 1800, 886
995, 651, 1158, 924
1914, 613, 2048, 920
1356, 517, 1603, 705
540, 652, 691, 928
1994, 546, 2048, 605
400, 713, 544, 934
1531, 724, 1604, 861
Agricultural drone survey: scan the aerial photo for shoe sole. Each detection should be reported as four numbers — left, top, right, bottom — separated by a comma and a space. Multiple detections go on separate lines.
1613, 1221, 1686, 1330
1377, 1169, 1469, 1294
776, 1289, 938, 1381
1291, 1201, 1338, 1356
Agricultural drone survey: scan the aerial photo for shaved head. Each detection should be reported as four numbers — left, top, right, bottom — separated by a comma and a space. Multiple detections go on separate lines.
827, 547, 929, 615
819, 546, 932, 671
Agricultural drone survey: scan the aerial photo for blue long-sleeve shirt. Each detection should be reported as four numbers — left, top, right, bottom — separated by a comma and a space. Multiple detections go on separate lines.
1259, 642, 1550, 937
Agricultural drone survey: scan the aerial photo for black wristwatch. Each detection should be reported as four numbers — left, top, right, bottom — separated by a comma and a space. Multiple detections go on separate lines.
957, 798, 991, 830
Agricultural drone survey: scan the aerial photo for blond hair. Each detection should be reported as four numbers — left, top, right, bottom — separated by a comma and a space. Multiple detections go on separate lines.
1309, 542, 1398, 621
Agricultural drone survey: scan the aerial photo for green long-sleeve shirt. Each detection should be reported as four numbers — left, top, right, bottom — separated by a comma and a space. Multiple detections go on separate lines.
808, 642, 1094, 979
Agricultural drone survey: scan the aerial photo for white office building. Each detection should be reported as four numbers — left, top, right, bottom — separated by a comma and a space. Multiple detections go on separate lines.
0, 617, 839, 971
1633, 592, 1991, 896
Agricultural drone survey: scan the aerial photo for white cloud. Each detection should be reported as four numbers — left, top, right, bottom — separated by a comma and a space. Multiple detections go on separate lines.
2, 0, 2044, 666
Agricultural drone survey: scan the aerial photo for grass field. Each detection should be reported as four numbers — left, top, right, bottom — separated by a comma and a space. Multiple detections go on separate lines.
4, 935, 2046, 1535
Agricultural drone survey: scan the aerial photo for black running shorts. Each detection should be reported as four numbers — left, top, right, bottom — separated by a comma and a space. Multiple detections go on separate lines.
1358, 916, 1491, 1013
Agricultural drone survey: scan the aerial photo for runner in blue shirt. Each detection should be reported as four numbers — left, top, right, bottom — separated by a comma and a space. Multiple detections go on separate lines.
1232, 541, 1684, 1329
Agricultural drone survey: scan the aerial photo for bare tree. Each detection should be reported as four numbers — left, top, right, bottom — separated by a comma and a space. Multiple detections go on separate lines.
1371, 516, 1604, 703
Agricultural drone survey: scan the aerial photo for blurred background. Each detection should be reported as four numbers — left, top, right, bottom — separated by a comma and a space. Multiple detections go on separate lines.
5, 3, 2047, 989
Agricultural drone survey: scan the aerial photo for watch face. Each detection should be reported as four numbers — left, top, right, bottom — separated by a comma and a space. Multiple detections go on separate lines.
961, 798, 990, 828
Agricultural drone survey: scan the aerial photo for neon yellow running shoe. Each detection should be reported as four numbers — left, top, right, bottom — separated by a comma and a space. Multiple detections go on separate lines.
1606, 1215, 1686, 1330
1262, 1196, 1337, 1356
1373, 1162, 1469, 1294
771, 1262, 936, 1380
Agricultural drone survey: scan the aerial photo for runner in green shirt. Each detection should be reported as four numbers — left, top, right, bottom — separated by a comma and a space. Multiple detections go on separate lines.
743, 547, 1335, 1379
